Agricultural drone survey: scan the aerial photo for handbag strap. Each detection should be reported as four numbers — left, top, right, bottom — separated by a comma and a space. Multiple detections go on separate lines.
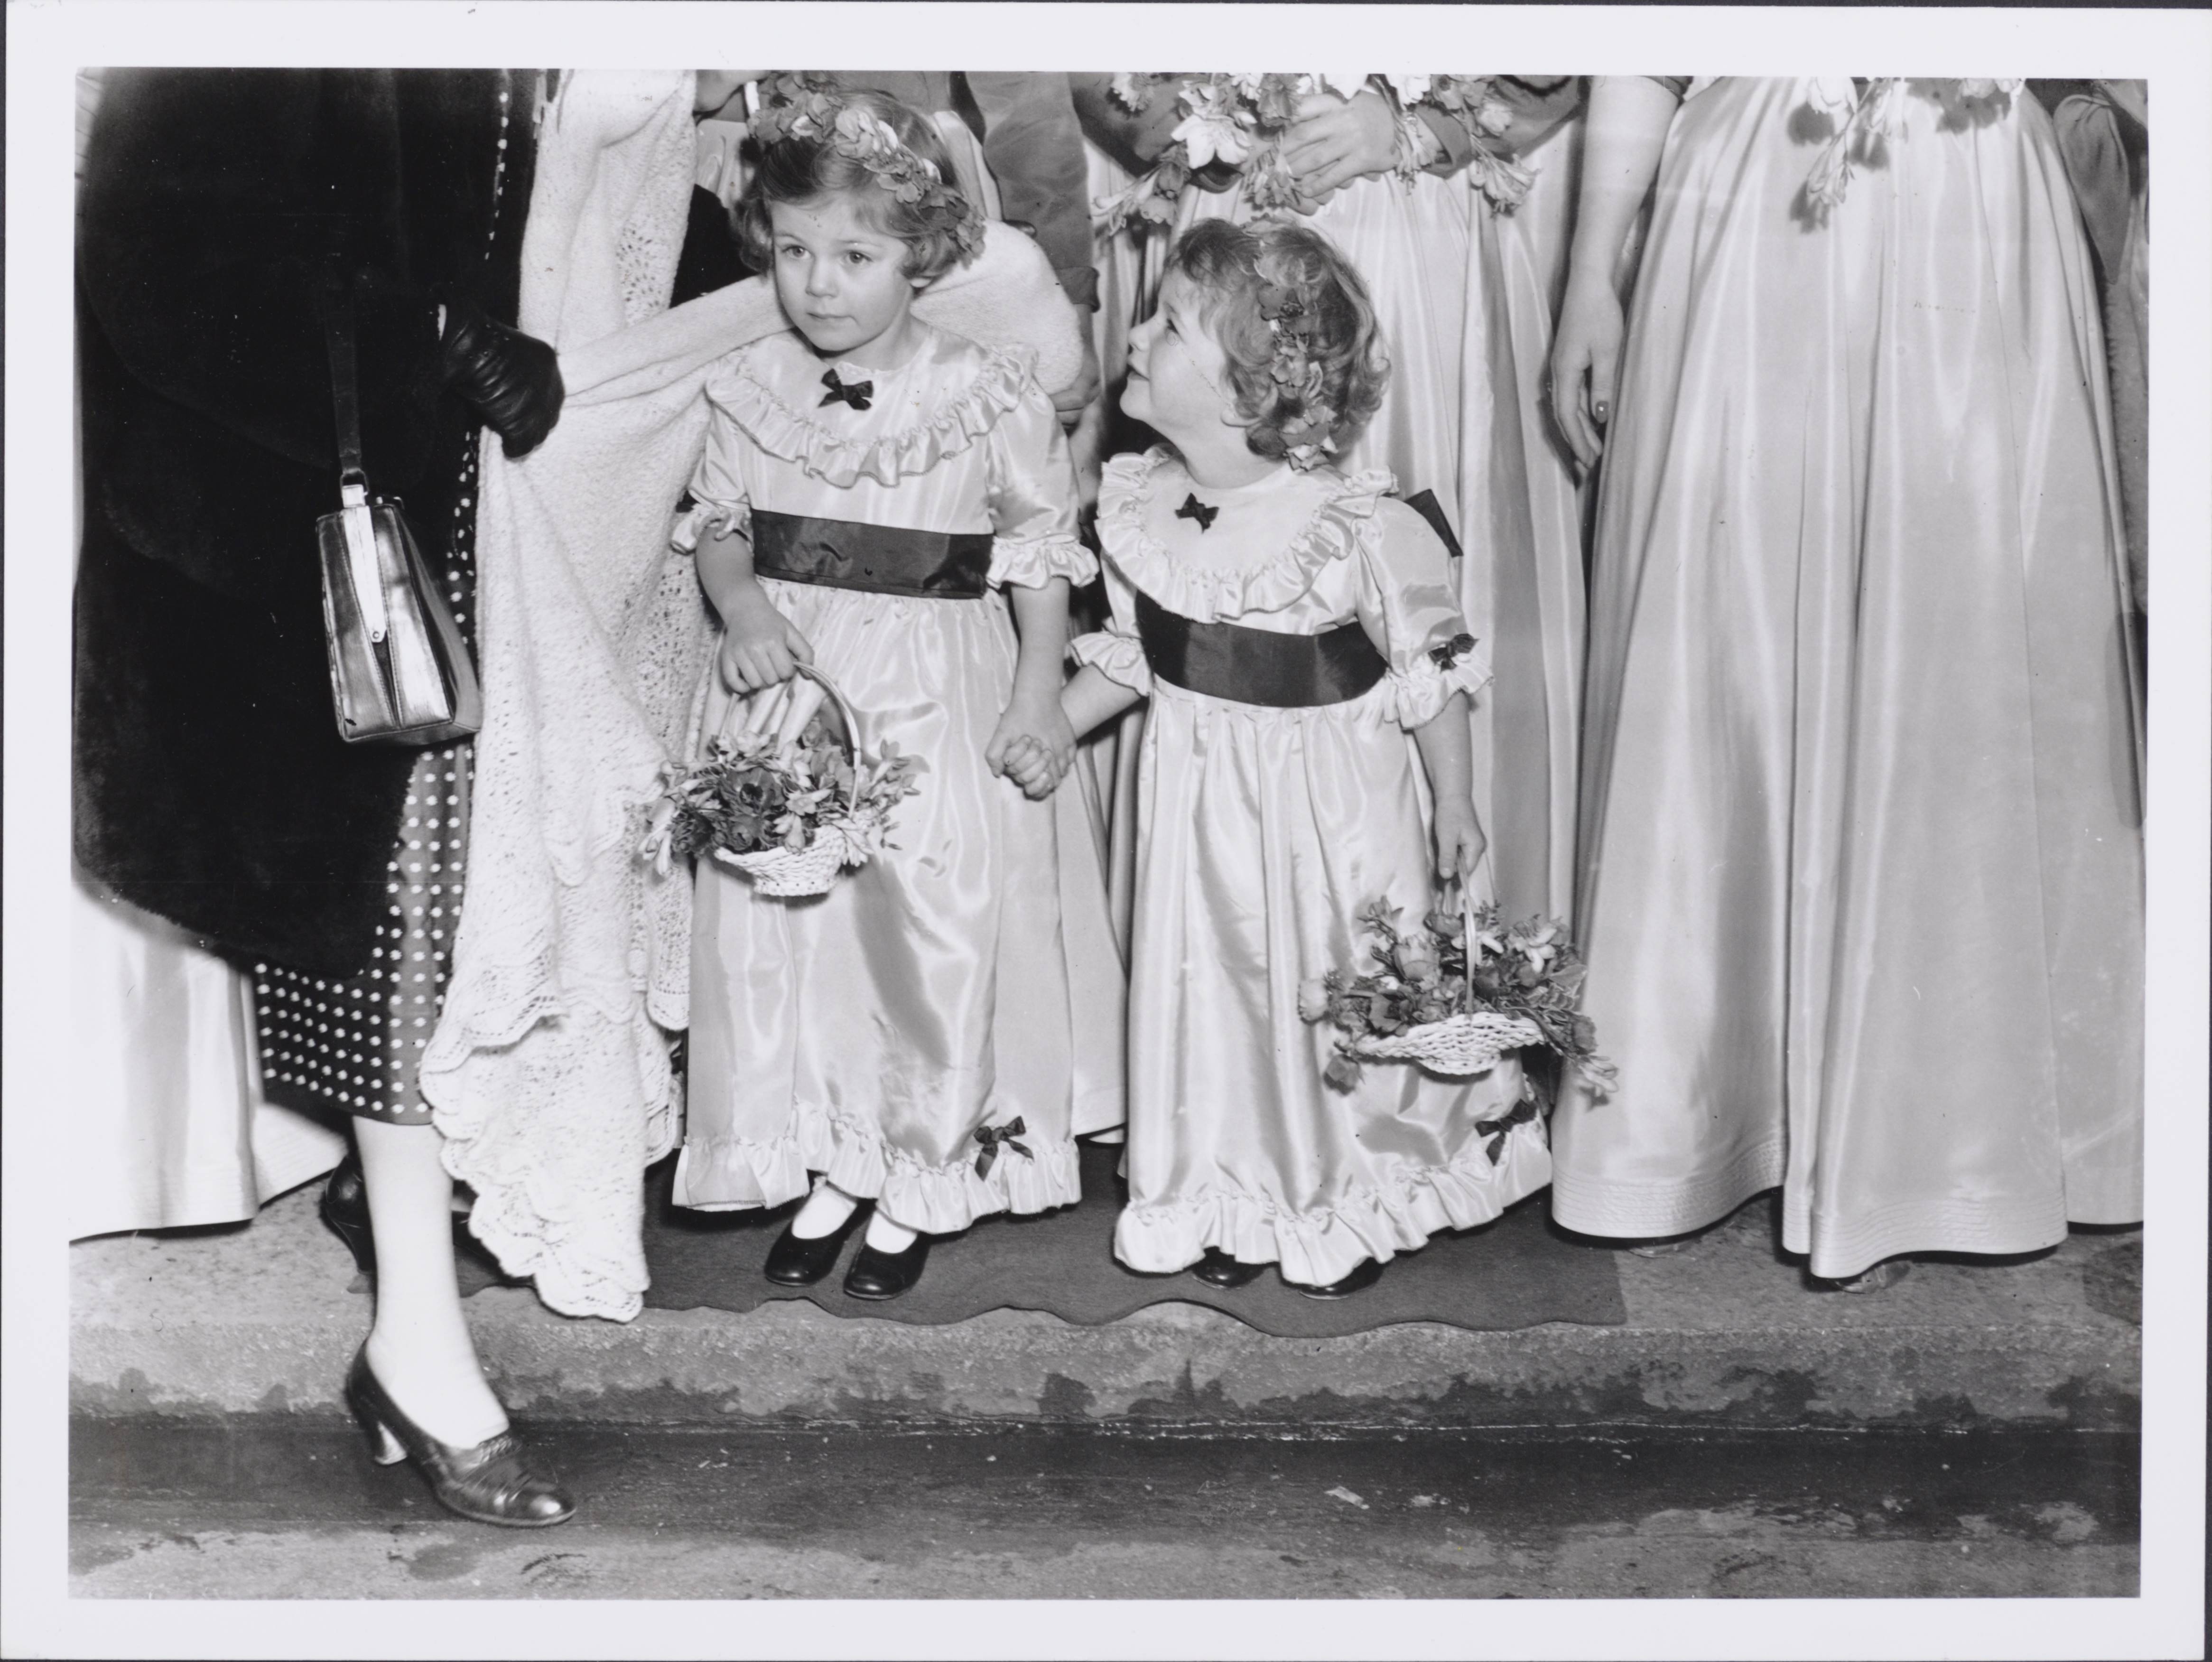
320, 269, 370, 507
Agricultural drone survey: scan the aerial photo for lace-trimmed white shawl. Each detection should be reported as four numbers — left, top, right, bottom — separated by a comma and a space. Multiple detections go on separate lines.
420, 71, 1089, 1320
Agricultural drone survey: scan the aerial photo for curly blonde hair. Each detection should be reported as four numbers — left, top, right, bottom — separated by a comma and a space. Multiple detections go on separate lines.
736, 85, 974, 285
1164, 219, 1389, 466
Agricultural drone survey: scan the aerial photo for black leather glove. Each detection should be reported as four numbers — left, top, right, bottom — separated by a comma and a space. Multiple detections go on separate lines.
439, 298, 564, 458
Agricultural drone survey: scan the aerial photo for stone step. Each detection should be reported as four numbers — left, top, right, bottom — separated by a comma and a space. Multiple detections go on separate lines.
70, 1181, 2141, 1431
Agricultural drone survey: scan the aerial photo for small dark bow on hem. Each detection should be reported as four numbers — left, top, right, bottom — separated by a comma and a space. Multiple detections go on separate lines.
819, 371, 874, 411
1427, 632, 1478, 671
1472, 1093, 1539, 1165
1174, 493, 1219, 532
972, 1118, 1034, 1179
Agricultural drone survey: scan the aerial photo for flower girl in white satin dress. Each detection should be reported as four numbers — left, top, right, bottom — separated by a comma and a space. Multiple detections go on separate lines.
670, 86, 1121, 1302
1046, 221, 1551, 1298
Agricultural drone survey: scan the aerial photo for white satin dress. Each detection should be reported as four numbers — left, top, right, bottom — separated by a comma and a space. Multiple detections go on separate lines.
671, 327, 1125, 1234
1549, 79, 2144, 1277
1459, 110, 1589, 925
1074, 448, 1549, 1287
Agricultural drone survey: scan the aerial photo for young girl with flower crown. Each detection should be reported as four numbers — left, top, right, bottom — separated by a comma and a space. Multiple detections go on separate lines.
1045, 220, 1551, 1297
668, 84, 1121, 1301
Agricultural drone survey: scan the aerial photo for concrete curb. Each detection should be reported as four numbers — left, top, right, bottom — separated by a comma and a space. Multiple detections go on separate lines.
72, 1185, 2141, 1431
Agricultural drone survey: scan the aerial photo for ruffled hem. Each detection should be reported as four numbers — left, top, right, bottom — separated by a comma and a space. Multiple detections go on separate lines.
988, 532, 1097, 590
429, 999, 683, 1324
1096, 448, 1397, 623
1069, 626, 1152, 693
712, 338, 1036, 490
1112, 1116, 1552, 1288
669, 496, 743, 554
1388, 643, 1493, 728
670, 1100, 1083, 1235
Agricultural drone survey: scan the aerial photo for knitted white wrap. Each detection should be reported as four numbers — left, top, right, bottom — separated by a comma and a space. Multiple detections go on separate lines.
421, 71, 1090, 1320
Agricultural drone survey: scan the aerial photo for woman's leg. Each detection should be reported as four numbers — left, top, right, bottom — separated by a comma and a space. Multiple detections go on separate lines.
354, 1116, 507, 1447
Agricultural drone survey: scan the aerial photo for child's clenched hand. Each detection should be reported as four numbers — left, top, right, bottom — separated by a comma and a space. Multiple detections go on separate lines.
987, 687, 1077, 800
718, 584, 813, 692
1432, 795, 1488, 882
998, 737, 1064, 799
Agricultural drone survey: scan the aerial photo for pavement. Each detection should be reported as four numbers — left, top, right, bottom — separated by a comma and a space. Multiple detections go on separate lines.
70, 1420, 2136, 1600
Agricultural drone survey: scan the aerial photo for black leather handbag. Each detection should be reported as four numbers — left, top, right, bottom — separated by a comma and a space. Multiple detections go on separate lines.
314, 275, 483, 745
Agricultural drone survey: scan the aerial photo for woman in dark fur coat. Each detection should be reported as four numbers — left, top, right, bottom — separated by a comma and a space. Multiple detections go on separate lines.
75, 68, 575, 1526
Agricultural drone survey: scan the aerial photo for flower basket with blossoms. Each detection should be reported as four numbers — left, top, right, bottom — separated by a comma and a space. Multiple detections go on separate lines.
1097, 73, 1533, 236
639, 665, 925, 898
1301, 894, 1616, 1150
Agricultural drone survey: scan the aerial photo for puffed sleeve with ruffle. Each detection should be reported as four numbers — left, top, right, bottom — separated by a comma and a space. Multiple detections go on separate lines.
1355, 498, 1490, 729
1067, 560, 1153, 694
983, 373, 1097, 589
669, 351, 755, 554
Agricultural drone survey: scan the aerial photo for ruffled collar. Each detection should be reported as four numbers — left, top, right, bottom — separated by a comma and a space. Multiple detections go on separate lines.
716, 326, 1035, 489
1096, 446, 1395, 622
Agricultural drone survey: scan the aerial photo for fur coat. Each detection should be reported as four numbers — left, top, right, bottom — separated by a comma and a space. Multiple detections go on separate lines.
73, 69, 534, 975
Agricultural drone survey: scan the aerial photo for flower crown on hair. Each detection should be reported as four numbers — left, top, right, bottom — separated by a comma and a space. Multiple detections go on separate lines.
1251, 248, 1339, 470
750, 73, 987, 264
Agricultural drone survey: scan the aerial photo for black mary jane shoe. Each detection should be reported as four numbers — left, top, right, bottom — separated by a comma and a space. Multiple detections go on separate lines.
1190, 1249, 1266, 1290
345, 1346, 576, 1528
1287, 1258, 1385, 1300
843, 1234, 931, 1301
320, 1150, 376, 1279
763, 1203, 871, 1287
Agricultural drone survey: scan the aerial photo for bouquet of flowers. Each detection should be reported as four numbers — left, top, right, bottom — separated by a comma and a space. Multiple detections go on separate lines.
1097, 73, 1532, 235
639, 668, 925, 898
1301, 896, 1617, 1106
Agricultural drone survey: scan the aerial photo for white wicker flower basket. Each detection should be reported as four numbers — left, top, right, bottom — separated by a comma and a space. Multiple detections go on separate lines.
1353, 1010, 1544, 1077
713, 665, 878, 900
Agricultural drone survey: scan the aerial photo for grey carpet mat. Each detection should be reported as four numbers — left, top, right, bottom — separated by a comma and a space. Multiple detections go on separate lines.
613, 1141, 1626, 1335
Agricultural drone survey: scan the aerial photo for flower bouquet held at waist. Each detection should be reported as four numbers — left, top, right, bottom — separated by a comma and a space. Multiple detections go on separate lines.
640, 664, 925, 898
1301, 892, 1617, 1110
1097, 74, 1532, 236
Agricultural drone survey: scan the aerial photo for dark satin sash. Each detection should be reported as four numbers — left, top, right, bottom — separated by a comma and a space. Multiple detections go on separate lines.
1133, 589, 1388, 710
750, 509, 994, 599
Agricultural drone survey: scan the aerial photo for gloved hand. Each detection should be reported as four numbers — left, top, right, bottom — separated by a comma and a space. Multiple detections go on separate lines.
439, 298, 564, 458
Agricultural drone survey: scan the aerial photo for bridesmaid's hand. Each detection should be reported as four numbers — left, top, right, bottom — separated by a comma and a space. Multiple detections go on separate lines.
1280, 90, 1401, 208
1548, 276, 1626, 473
1432, 796, 1488, 883
1050, 334, 1103, 433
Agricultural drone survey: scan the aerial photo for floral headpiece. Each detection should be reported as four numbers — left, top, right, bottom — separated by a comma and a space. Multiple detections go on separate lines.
750, 74, 986, 264
1251, 248, 1338, 470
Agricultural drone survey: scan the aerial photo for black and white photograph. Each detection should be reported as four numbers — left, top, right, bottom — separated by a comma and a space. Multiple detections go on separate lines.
6, 4, 2207, 1658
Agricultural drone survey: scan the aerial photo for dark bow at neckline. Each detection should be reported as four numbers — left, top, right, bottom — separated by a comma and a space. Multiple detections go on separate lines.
819, 370, 874, 411
1175, 493, 1219, 532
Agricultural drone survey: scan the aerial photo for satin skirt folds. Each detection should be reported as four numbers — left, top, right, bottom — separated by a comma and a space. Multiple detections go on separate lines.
1549, 78, 1879, 1242
1550, 79, 2144, 1273
1459, 117, 1589, 925
1774, 86, 2144, 1272
674, 581, 1125, 1234
1114, 680, 1549, 1289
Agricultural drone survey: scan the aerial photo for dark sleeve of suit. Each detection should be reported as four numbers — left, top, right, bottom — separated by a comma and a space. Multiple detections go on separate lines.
962, 73, 1098, 311
1070, 73, 1188, 176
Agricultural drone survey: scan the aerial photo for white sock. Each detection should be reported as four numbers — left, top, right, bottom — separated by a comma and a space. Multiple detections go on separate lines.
790, 1181, 859, 1240
864, 1212, 918, 1254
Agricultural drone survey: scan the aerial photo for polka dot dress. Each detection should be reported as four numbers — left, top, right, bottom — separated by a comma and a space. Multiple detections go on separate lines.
255, 747, 471, 1123
252, 73, 517, 1126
